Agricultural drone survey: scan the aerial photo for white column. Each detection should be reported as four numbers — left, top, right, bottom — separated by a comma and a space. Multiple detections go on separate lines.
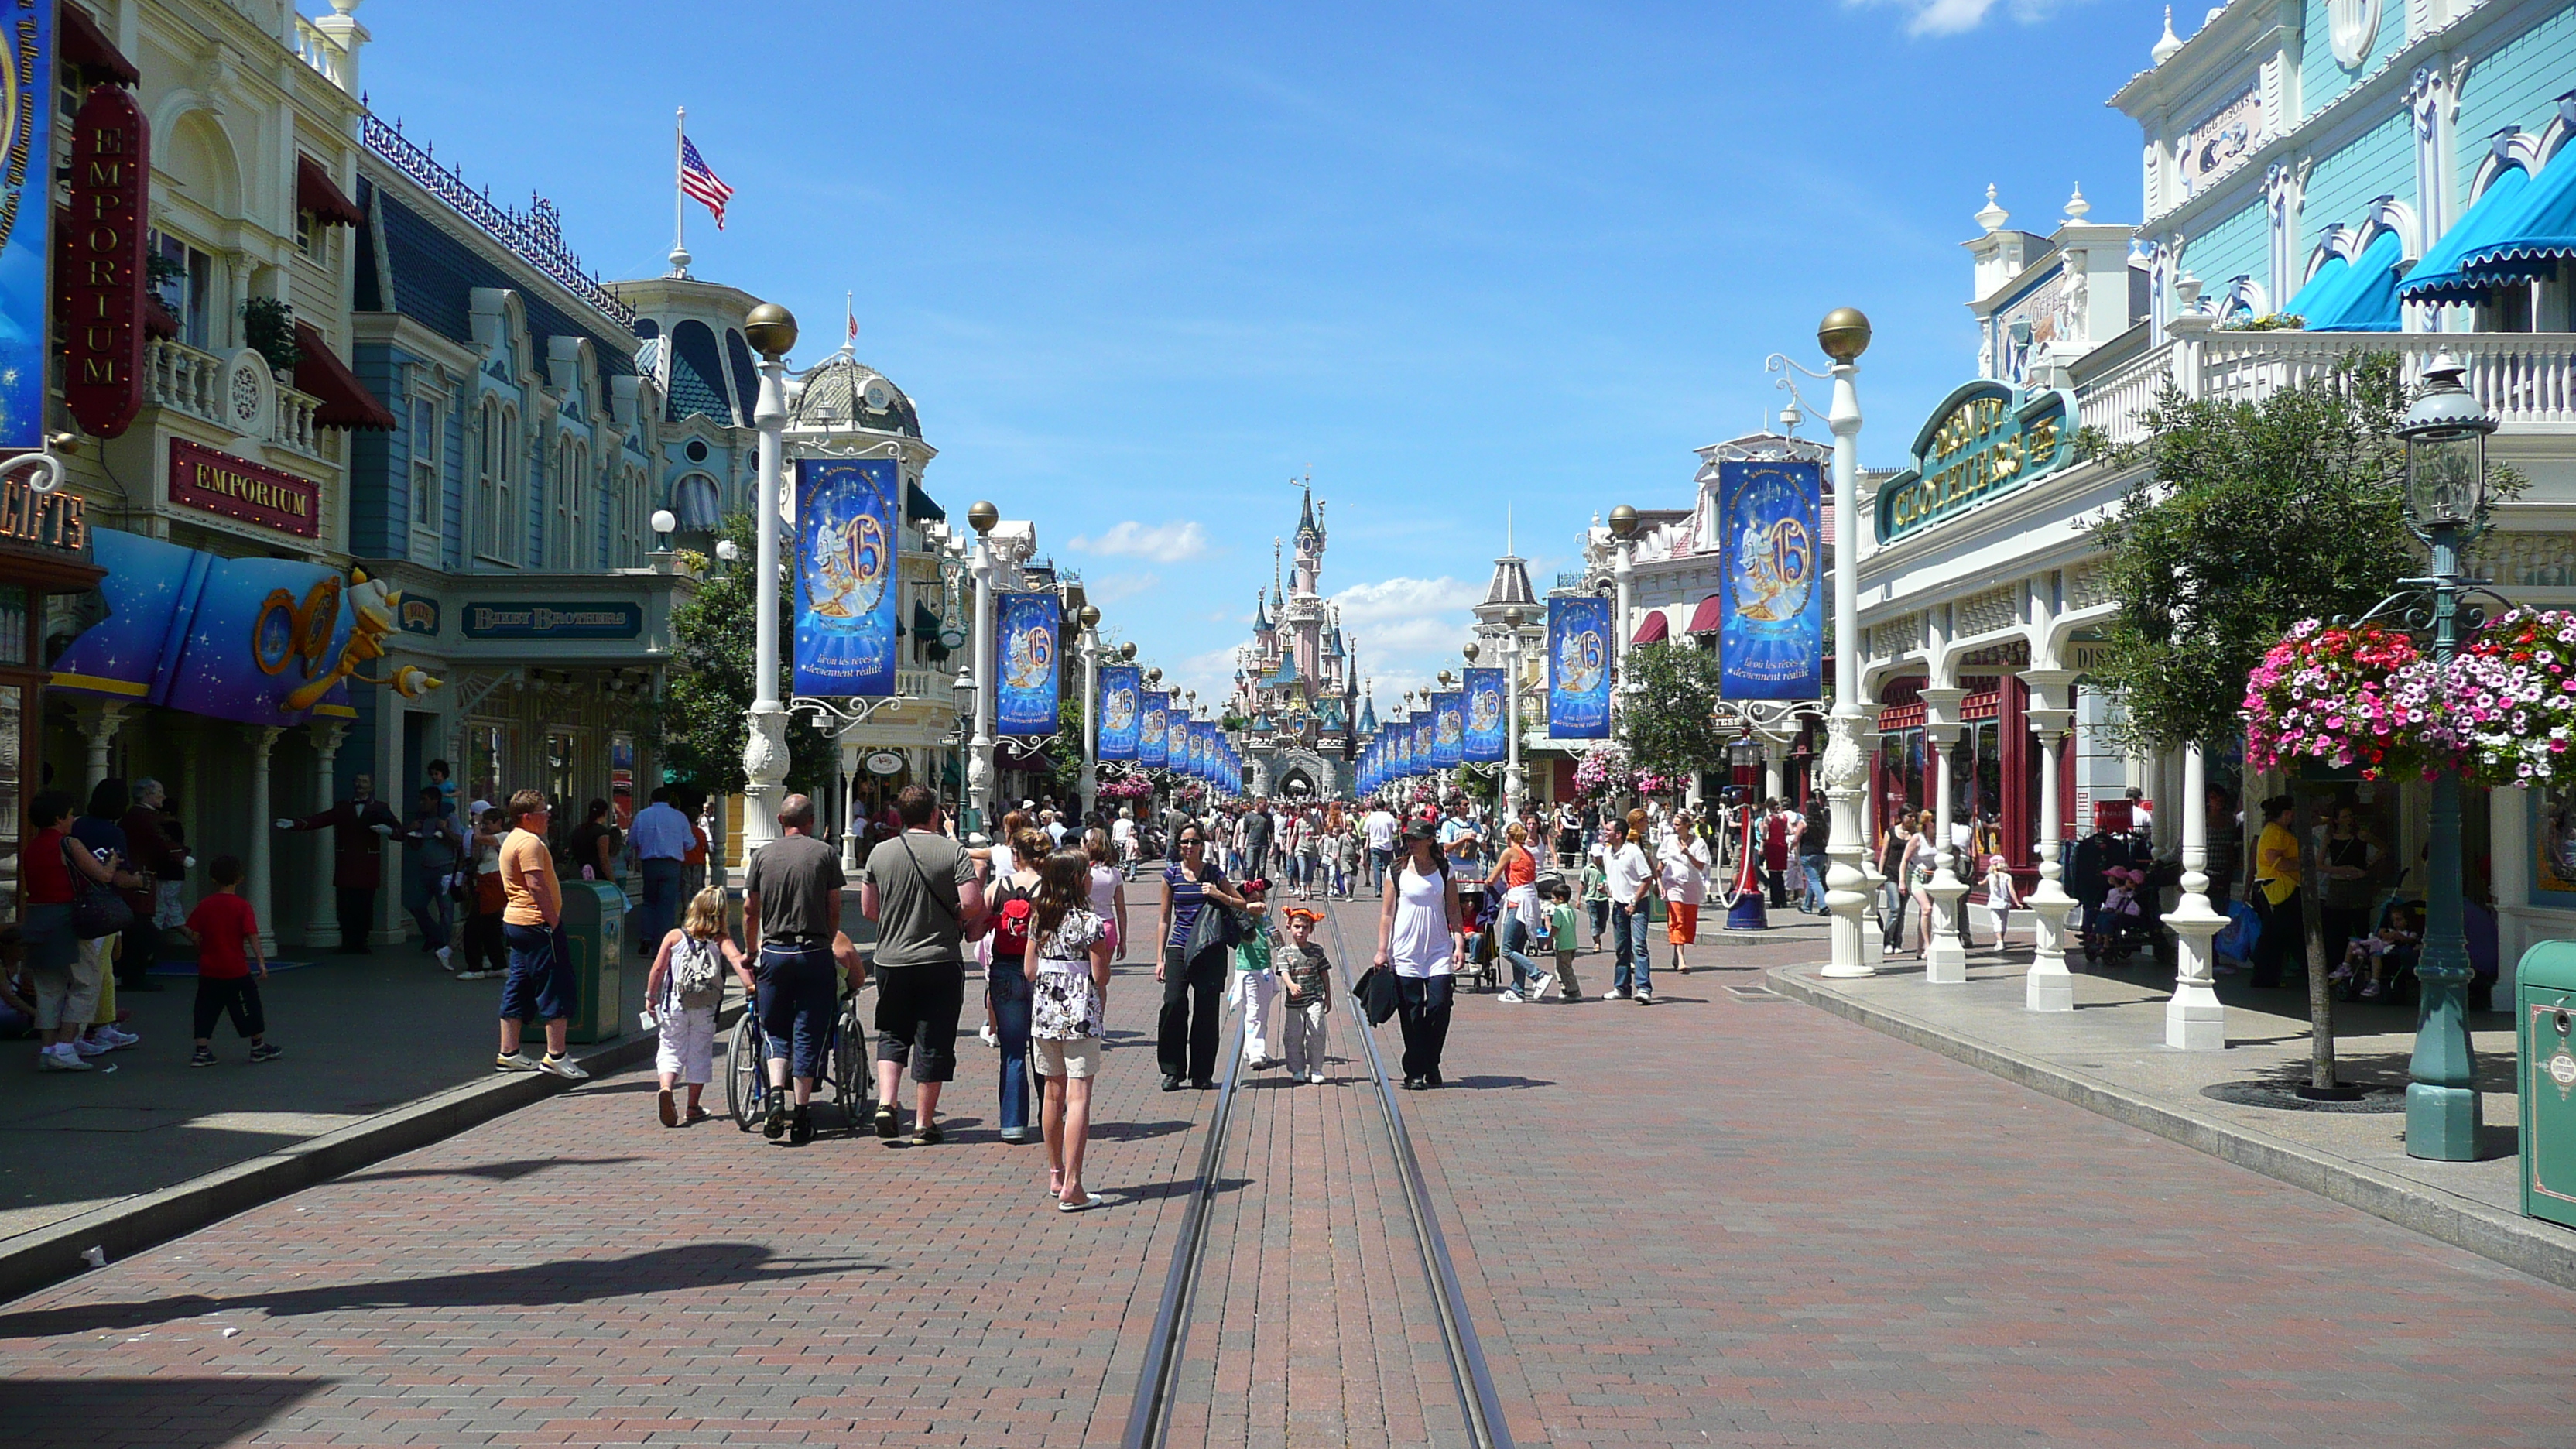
2164, 742, 2228, 1050
1920, 687, 1970, 983
2022, 670, 2078, 1012
740, 347, 790, 864
74, 701, 128, 791
306, 721, 348, 949
245, 725, 280, 954
1819, 343, 1874, 978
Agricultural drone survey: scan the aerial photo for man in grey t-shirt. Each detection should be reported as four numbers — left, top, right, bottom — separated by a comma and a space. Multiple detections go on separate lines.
858, 785, 988, 1144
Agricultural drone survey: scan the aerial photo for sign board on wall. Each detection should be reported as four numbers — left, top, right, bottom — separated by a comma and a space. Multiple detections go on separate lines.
62, 82, 148, 439
1875, 381, 2078, 544
169, 440, 320, 537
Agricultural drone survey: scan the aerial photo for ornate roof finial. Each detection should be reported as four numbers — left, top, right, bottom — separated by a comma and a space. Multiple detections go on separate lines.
2152, 5, 2184, 65
1976, 183, 2009, 234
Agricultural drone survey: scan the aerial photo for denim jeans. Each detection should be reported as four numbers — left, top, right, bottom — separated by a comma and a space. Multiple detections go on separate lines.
987, 963, 1031, 1133
1609, 901, 1653, 995
1499, 914, 1544, 995
1800, 854, 1830, 913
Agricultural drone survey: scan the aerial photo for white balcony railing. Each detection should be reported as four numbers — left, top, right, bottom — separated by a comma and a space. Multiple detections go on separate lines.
145, 338, 334, 463
2075, 329, 2576, 447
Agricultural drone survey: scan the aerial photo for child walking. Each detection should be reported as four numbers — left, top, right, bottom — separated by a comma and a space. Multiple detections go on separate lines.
1277, 907, 1331, 1084
645, 886, 740, 1126
1545, 881, 1583, 1002
184, 855, 277, 1066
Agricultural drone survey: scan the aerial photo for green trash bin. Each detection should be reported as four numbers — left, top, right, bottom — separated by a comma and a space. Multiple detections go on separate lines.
2516, 941, 2576, 1228
559, 881, 627, 1044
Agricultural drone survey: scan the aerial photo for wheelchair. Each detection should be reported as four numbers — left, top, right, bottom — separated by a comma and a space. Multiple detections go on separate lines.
727, 985, 872, 1136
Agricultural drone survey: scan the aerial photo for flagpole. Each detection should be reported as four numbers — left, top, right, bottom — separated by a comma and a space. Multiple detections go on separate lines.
669, 106, 690, 277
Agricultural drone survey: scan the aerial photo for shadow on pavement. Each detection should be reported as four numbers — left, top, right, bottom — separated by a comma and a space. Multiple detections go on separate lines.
0, 1375, 335, 1447
339, 1155, 643, 1184
0, 1244, 874, 1339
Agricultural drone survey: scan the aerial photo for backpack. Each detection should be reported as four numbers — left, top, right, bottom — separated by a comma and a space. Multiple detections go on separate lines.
670, 934, 724, 1008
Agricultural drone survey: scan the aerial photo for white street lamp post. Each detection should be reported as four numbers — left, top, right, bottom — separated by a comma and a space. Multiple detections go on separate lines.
738, 303, 797, 865
1813, 308, 1875, 979
964, 500, 999, 839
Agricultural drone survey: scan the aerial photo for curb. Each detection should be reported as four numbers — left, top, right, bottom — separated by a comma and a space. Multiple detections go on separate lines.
1766, 964, 2576, 1292
0, 1005, 735, 1307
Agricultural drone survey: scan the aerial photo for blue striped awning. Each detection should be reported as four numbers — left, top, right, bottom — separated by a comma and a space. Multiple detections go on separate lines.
2455, 141, 2576, 289
2401, 164, 2537, 304
2294, 230, 2406, 332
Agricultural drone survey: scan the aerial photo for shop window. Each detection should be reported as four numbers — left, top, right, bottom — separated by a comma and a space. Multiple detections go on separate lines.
409, 396, 441, 560
150, 232, 214, 351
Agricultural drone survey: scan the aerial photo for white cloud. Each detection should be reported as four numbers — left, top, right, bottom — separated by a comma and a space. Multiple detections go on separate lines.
1067, 519, 1211, 563
1847, 0, 2072, 36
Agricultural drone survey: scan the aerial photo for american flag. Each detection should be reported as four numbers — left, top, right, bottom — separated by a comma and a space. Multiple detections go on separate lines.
679, 136, 733, 229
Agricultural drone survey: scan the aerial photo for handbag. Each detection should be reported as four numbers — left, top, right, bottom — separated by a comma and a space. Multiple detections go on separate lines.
68, 838, 132, 940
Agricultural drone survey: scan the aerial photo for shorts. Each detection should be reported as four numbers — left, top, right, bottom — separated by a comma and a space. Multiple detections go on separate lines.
500, 923, 574, 1023
874, 961, 964, 1084
1033, 1036, 1101, 1079
1666, 899, 1700, 945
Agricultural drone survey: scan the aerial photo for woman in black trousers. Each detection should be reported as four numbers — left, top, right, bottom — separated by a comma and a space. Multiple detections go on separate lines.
1156, 826, 1250, 1091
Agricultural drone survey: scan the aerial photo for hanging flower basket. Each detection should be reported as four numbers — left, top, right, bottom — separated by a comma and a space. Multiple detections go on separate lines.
2452, 606, 2576, 791
2241, 619, 2454, 782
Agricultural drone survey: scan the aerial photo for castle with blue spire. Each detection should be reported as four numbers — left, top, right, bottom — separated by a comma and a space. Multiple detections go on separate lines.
1230, 480, 1365, 798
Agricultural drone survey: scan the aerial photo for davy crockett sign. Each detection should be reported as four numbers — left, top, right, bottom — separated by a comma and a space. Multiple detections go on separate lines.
1874, 379, 2078, 544
169, 439, 320, 538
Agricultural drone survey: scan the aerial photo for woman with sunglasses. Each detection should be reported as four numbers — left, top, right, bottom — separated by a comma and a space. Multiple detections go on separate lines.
1156, 824, 1253, 1091
1374, 820, 1464, 1089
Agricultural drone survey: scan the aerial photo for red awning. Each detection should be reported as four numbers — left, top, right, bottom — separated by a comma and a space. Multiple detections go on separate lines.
1631, 609, 1670, 646
60, 5, 140, 86
292, 322, 397, 430
1687, 593, 1723, 635
297, 155, 367, 228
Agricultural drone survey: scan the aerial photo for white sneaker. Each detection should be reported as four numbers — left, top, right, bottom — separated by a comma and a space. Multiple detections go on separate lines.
39, 1044, 91, 1072
537, 1053, 590, 1081
1497, 989, 1525, 1004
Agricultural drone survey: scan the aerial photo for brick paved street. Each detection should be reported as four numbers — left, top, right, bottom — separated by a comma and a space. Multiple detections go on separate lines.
1, 886, 2573, 1447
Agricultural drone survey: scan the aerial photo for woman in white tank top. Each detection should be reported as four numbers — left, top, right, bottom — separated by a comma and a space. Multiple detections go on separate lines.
1374, 822, 1462, 1090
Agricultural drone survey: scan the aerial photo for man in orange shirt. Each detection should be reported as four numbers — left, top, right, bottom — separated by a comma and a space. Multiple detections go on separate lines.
495, 789, 588, 1080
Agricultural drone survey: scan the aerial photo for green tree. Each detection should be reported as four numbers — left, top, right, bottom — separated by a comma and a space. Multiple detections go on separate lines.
1615, 642, 1730, 783
2084, 353, 2418, 752
653, 512, 837, 798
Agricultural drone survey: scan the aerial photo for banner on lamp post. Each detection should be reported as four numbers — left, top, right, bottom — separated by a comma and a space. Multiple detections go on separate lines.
1098, 665, 1141, 761
792, 458, 900, 697
993, 591, 1060, 735
1462, 668, 1506, 763
1718, 459, 1824, 700
1547, 595, 1612, 739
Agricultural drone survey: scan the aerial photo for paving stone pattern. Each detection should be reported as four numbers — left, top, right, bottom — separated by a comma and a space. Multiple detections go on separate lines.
1341, 901, 2576, 1448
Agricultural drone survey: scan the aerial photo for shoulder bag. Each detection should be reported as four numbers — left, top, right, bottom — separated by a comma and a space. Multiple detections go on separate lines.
68, 838, 132, 940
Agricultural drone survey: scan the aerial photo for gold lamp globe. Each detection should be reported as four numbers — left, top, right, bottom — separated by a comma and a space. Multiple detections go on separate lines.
1607, 504, 1639, 540
1817, 307, 1872, 362
967, 501, 999, 535
743, 303, 799, 361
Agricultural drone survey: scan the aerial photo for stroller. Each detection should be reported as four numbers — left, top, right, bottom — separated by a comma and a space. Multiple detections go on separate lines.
2081, 865, 2160, 964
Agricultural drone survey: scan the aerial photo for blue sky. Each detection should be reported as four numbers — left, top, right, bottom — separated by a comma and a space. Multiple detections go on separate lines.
365, 0, 2165, 704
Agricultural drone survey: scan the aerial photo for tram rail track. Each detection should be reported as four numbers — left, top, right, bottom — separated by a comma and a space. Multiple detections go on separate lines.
1120, 895, 1513, 1449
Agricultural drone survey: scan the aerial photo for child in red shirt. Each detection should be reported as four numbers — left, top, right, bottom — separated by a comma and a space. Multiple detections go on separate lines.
183, 855, 278, 1066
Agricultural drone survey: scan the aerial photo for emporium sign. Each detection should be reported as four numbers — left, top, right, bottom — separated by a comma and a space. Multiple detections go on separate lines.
170, 439, 320, 538
1874, 380, 2078, 544
63, 84, 149, 439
